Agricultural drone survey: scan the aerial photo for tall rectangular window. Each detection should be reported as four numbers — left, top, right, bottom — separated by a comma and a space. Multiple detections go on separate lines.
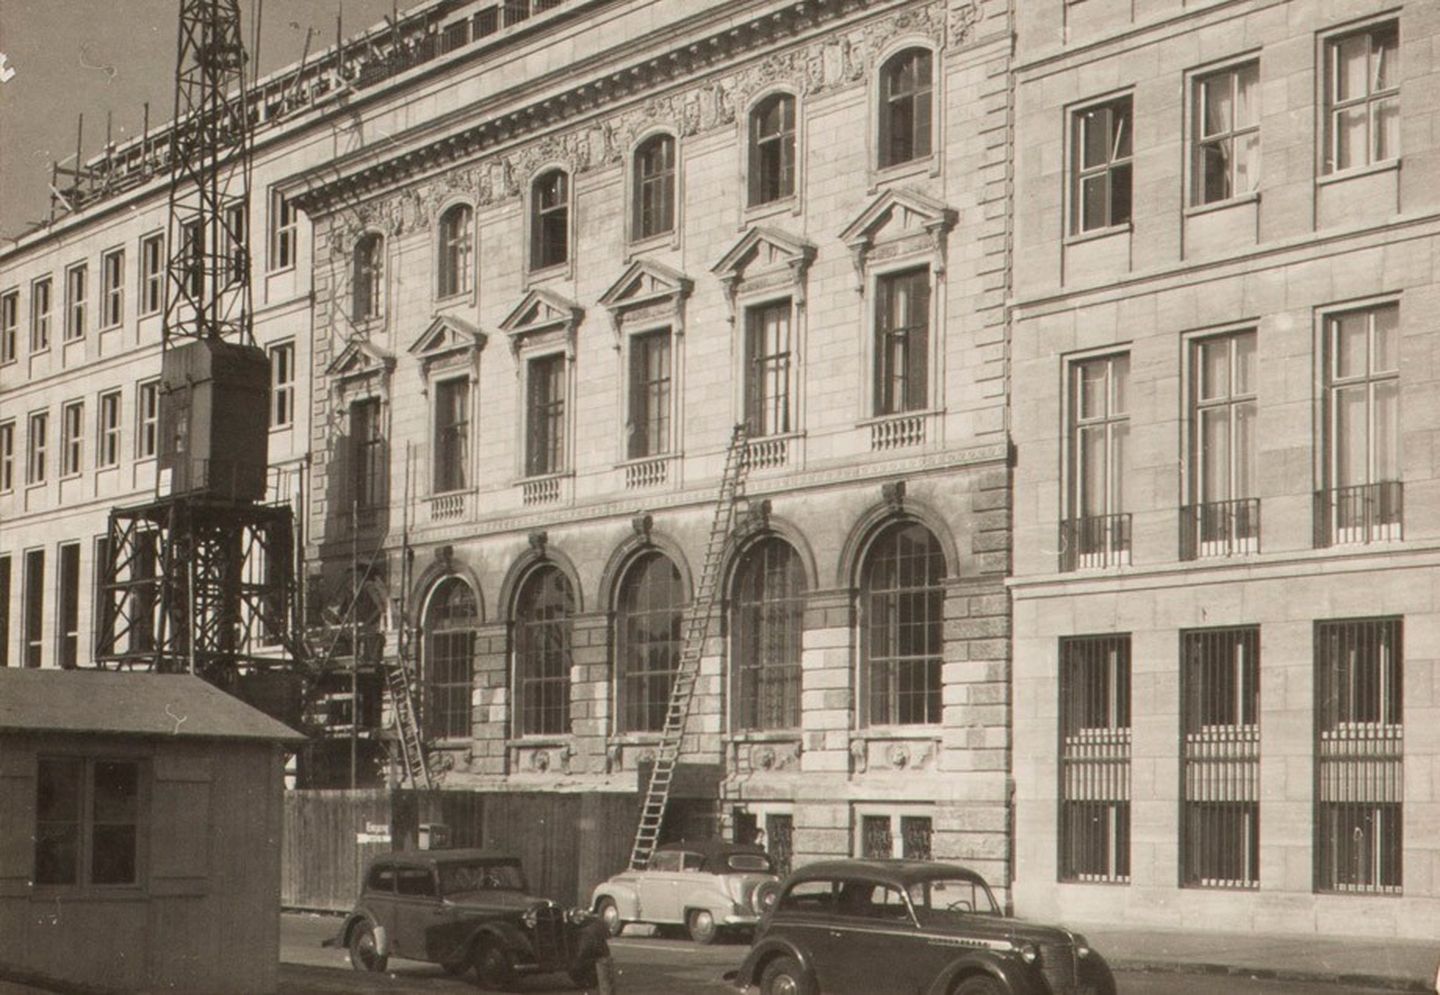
269, 189, 297, 271
0, 555, 9, 668
27, 411, 48, 485
1192, 63, 1259, 205
97, 391, 122, 468
57, 542, 80, 669
269, 342, 294, 428
139, 233, 164, 315
180, 220, 203, 298
101, 249, 124, 327
874, 269, 930, 415
0, 421, 13, 492
350, 398, 385, 513
1181, 626, 1260, 889
745, 302, 792, 437
22, 549, 44, 668
1325, 23, 1399, 174
1321, 304, 1400, 544
526, 355, 566, 477
136, 380, 159, 459
224, 202, 247, 286
628, 331, 672, 458
1185, 332, 1258, 558
61, 401, 83, 477
433, 378, 470, 493
1064, 354, 1130, 569
34, 757, 141, 887
1058, 634, 1131, 883
64, 264, 87, 341
1316, 618, 1402, 894
1, 289, 17, 363
31, 277, 51, 351
1071, 96, 1132, 234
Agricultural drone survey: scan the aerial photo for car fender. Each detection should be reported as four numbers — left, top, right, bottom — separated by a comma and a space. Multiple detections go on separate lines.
679, 880, 732, 919
593, 881, 641, 920
735, 933, 817, 990
574, 921, 612, 961
462, 918, 533, 958
924, 951, 1048, 995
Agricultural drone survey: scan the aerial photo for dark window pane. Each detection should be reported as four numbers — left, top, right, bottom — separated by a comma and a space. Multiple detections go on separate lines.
35, 756, 83, 885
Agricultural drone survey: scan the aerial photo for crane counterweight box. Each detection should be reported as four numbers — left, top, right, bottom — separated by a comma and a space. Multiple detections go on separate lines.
159, 338, 271, 502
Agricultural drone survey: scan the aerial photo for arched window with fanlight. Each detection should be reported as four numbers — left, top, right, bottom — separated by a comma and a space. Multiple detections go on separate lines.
749, 93, 796, 206
437, 204, 473, 298
514, 565, 574, 737
860, 521, 944, 726
878, 48, 933, 168
423, 576, 478, 740
615, 551, 685, 733
731, 538, 805, 731
633, 134, 676, 239
530, 170, 569, 270
353, 233, 383, 320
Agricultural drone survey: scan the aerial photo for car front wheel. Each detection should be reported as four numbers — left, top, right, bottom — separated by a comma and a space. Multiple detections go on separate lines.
595, 896, 623, 937
686, 908, 717, 945
472, 941, 516, 991
347, 920, 387, 973
760, 955, 814, 995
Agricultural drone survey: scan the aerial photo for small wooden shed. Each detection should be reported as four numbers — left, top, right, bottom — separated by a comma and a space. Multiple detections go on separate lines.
0, 669, 304, 994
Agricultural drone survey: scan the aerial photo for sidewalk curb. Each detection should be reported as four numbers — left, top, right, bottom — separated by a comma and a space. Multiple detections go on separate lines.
1109, 957, 1433, 993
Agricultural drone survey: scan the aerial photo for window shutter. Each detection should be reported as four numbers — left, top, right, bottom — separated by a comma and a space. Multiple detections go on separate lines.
0, 752, 35, 896
150, 754, 212, 896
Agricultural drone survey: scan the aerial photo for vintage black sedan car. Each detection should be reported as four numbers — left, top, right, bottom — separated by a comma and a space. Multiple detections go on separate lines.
328, 848, 612, 991
732, 859, 1115, 995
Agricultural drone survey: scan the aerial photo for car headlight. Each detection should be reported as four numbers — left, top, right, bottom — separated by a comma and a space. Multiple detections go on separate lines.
567, 907, 592, 926
523, 904, 543, 930
1017, 942, 1040, 965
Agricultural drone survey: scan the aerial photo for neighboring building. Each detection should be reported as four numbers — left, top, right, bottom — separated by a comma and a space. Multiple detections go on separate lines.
0, 669, 302, 994
1011, 0, 1440, 937
288, 0, 1015, 885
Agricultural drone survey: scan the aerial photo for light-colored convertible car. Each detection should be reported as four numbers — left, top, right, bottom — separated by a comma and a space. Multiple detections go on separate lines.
590, 840, 781, 944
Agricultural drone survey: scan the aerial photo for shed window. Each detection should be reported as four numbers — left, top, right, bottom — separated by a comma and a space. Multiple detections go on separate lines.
35, 757, 141, 887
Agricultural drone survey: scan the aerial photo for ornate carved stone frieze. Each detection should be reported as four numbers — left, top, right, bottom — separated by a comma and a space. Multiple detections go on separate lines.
597, 259, 693, 348
308, 1, 959, 229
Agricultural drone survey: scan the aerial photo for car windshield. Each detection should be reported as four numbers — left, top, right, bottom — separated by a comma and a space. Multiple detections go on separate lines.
727, 854, 773, 873
438, 861, 526, 896
906, 876, 1001, 925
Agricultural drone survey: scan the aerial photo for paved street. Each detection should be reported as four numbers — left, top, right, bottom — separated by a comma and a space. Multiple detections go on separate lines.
277, 913, 1416, 995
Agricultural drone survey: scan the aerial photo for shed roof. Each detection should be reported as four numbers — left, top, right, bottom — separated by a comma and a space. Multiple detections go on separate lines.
0, 669, 306, 744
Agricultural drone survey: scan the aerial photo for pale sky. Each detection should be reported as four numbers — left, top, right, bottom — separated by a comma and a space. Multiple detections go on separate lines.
0, 0, 403, 241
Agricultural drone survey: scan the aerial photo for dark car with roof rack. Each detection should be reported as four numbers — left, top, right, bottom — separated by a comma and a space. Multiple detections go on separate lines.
327, 848, 612, 991
590, 839, 782, 944
731, 858, 1116, 995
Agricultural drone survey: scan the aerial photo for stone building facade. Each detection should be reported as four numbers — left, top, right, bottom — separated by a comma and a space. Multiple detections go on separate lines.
1011, 0, 1440, 935
288, 0, 1015, 883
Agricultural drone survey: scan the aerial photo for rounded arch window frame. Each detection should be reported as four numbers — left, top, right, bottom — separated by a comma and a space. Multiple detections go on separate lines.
610, 546, 688, 737
419, 573, 482, 743
725, 533, 809, 735
351, 229, 387, 325
527, 165, 573, 278
510, 561, 577, 740
435, 200, 476, 302
871, 41, 942, 178
742, 87, 803, 216
629, 130, 681, 248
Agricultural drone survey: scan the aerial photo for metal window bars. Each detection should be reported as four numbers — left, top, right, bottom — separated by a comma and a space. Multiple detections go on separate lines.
1059, 635, 1132, 883
1180, 498, 1260, 560
1314, 481, 1403, 546
1059, 513, 1132, 571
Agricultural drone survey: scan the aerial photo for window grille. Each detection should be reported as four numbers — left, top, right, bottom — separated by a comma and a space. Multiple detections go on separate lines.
860, 813, 932, 859
616, 552, 684, 733
731, 538, 805, 731
515, 566, 573, 737
1181, 626, 1259, 888
767, 814, 795, 876
861, 522, 944, 726
1315, 618, 1402, 894
1059, 634, 1131, 883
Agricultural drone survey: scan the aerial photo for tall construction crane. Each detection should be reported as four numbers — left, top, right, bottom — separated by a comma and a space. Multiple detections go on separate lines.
95, 0, 297, 694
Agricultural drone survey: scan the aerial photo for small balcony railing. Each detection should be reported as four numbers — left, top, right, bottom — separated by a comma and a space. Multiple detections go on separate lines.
742, 434, 794, 471
1314, 481, 1403, 547
1181, 498, 1260, 560
428, 490, 470, 522
866, 411, 929, 451
622, 454, 675, 490
521, 473, 567, 506
1059, 513, 1131, 571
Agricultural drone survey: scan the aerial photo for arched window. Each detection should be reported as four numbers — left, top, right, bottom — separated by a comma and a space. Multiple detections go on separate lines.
861, 522, 944, 726
749, 94, 796, 206
731, 538, 805, 731
514, 565, 574, 737
423, 577, 478, 740
616, 551, 685, 733
633, 135, 676, 239
353, 233, 383, 320
531, 170, 569, 270
878, 48, 933, 168
437, 205, 473, 298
